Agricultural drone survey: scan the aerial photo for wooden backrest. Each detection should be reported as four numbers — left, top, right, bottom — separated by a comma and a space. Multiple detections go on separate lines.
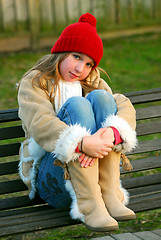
0, 109, 44, 212
121, 88, 161, 211
0, 88, 161, 213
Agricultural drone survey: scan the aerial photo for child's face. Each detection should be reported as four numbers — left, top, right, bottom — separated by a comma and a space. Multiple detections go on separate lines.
59, 53, 94, 82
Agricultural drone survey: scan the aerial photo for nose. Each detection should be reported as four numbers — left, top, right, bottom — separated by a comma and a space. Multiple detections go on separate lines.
75, 62, 84, 73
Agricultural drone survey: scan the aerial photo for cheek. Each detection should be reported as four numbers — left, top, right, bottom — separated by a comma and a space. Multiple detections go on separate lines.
82, 68, 91, 79
59, 61, 67, 78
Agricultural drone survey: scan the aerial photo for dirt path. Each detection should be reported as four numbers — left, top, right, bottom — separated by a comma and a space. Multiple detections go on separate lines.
0, 25, 161, 53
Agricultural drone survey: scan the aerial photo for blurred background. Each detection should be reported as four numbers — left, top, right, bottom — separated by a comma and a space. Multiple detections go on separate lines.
0, 0, 161, 110
0, 0, 161, 51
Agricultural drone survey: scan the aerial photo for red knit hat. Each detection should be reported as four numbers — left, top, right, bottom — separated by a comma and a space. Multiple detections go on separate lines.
51, 13, 103, 68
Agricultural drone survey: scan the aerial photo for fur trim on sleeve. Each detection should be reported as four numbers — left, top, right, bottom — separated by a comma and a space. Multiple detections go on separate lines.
102, 115, 137, 153
52, 124, 91, 163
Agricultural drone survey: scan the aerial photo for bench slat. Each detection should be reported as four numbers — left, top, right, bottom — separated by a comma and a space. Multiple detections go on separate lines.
0, 143, 20, 157
122, 173, 161, 189
0, 192, 160, 237
0, 126, 24, 140
1, 173, 160, 211
1, 138, 160, 159
0, 205, 53, 218
0, 109, 19, 123
0, 208, 70, 228
125, 88, 161, 98
121, 156, 161, 174
129, 192, 161, 212
0, 195, 44, 211
129, 92, 161, 104
0, 213, 77, 237
0, 153, 160, 178
0, 206, 66, 220
125, 88, 161, 104
128, 184, 161, 198
3, 117, 160, 139
136, 105, 161, 120
129, 139, 161, 155
136, 121, 161, 136
0, 161, 18, 176
1, 156, 160, 195
0, 180, 27, 195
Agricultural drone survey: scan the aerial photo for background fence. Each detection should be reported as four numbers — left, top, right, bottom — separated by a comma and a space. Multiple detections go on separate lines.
0, 0, 161, 52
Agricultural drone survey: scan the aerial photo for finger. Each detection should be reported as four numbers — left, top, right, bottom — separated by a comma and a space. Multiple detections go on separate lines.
100, 149, 111, 157
89, 157, 97, 167
101, 147, 113, 154
107, 142, 114, 148
79, 153, 85, 162
84, 157, 93, 168
105, 147, 112, 153
80, 155, 90, 167
95, 153, 104, 159
102, 151, 109, 156
104, 142, 114, 148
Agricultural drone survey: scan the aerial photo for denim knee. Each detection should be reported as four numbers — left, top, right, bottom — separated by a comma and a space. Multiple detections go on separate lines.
57, 96, 96, 133
65, 96, 91, 113
86, 90, 117, 130
87, 89, 114, 105
87, 90, 117, 114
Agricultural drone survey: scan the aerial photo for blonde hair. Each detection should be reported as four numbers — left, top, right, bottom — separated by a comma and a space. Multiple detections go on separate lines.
18, 52, 110, 103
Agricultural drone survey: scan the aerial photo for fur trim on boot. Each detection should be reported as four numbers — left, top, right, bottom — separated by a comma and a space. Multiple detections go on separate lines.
19, 138, 45, 199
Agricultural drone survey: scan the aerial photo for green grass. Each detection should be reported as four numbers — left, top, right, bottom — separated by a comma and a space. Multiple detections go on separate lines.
100, 33, 161, 93
0, 52, 43, 110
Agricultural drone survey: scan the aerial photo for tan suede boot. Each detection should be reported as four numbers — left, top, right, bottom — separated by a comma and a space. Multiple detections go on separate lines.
99, 151, 136, 221
66, 158, 119, 232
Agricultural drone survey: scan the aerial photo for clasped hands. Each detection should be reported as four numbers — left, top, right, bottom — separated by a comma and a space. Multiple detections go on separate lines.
78, 127, 114, 168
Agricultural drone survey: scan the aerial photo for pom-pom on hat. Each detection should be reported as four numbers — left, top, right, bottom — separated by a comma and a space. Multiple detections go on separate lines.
51, 13, 103, 68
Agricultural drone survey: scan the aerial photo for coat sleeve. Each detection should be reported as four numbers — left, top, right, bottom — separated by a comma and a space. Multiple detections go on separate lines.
99, 78, 137, 153
18, 71, 91, 163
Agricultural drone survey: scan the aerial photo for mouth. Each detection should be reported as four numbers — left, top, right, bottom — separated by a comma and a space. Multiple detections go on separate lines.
69, 72, 79, 79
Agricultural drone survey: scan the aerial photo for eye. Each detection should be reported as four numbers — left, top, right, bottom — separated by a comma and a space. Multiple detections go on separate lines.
86, 62, 93, 68
73, 54, 80, 60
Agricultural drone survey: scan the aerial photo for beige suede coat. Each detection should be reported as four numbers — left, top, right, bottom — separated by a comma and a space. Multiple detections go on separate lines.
18, 68, 137, 199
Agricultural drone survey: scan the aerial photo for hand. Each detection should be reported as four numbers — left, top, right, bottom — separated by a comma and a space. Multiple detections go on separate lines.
79, 153, 97, 168
101, 127, 115, 145
81, 128, 114, 158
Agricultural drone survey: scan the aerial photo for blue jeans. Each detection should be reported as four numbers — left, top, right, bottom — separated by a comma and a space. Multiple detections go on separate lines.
36, 90, 117, 208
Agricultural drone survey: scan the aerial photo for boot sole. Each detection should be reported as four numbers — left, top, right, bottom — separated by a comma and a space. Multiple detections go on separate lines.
84, 223, 119, 232
114, 214, 136, 221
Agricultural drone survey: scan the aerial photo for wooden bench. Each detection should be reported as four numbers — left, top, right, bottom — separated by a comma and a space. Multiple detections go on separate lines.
0, 88, 161, 237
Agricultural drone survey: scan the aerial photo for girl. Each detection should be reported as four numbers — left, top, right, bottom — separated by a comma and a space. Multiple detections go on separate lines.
18, 13, 137, 232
